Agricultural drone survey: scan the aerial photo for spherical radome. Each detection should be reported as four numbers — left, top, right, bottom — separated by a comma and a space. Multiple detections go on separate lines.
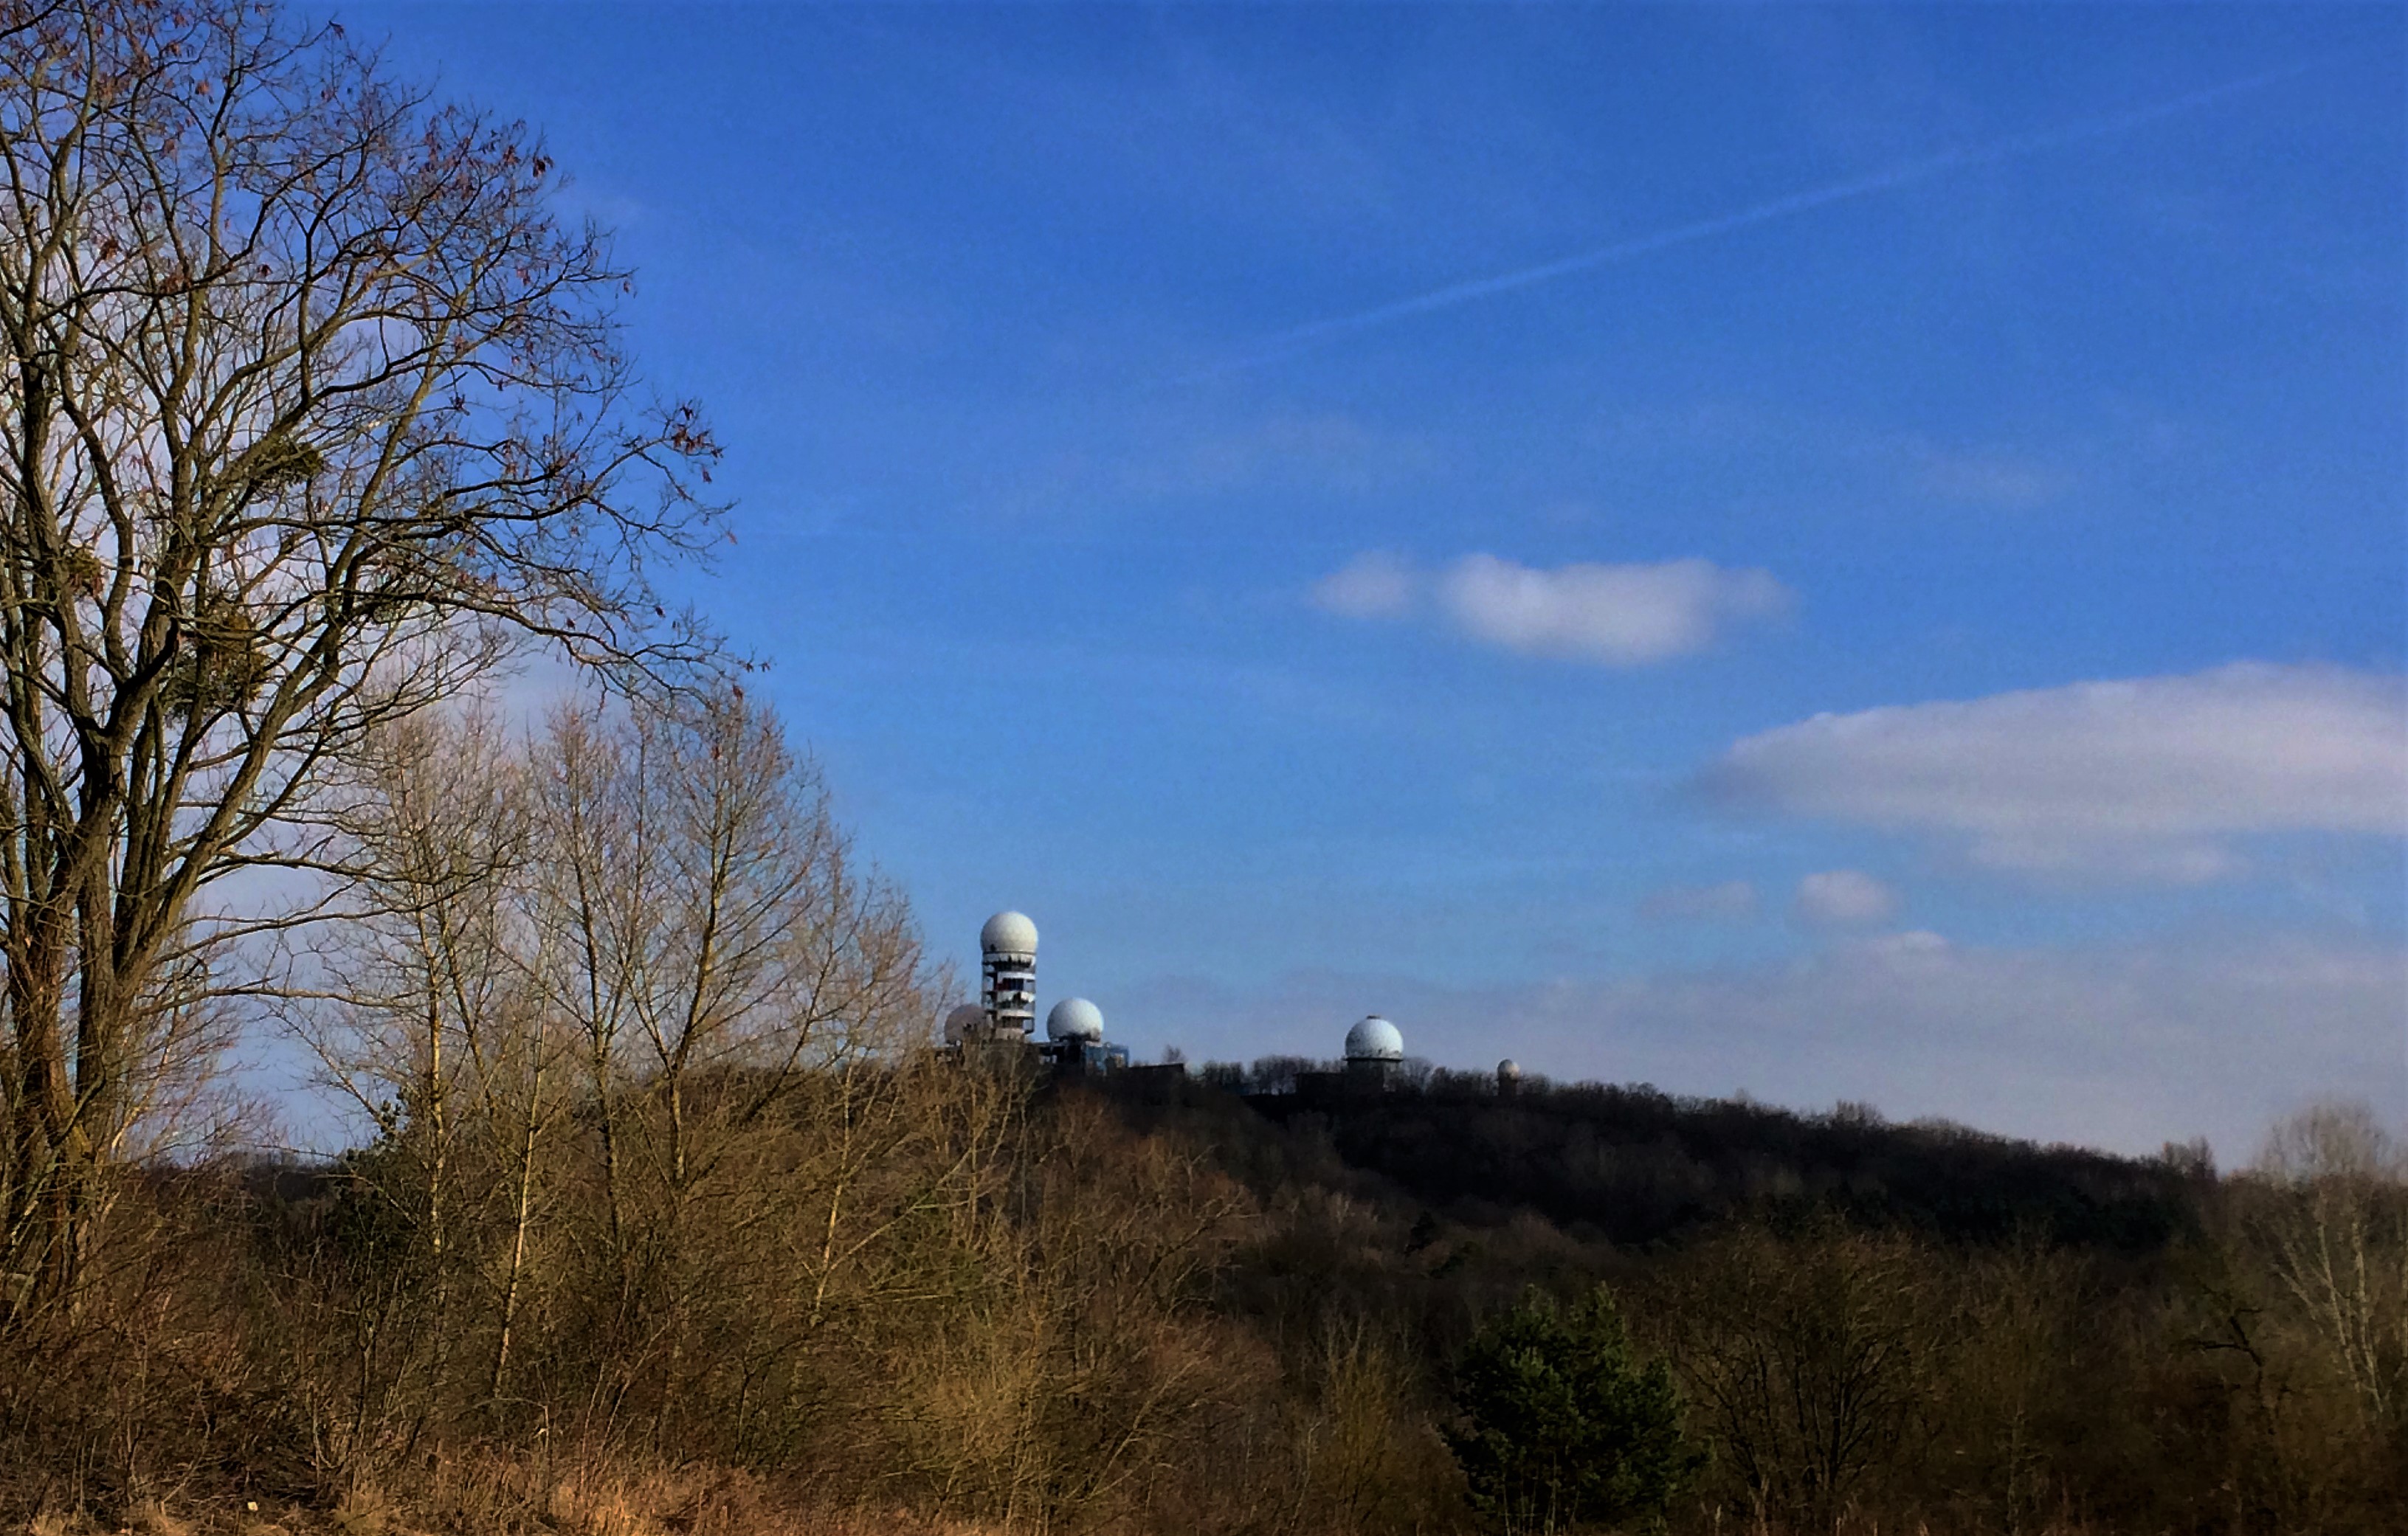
1046, 997, 1105, 1042
942, 1003, 986, 1044
980, 910, 1038, 955
1497, 1058, 1522, 1083
1344, 1014, 1404, 1062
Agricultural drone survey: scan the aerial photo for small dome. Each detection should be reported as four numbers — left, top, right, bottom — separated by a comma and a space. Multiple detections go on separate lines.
942, 1003, 986, 1044
981, 910, 1038, 955
1046, 997, 1105, 1042
1497, 1058, 1523, 1083
1344, 1014, 1404, 1062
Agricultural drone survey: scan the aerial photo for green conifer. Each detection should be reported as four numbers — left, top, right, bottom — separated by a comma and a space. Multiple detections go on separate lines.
1446, 1285, 1703, 1533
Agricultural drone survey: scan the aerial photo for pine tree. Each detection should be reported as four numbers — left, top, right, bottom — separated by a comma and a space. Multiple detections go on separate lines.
1446, 1286, 1702, 1533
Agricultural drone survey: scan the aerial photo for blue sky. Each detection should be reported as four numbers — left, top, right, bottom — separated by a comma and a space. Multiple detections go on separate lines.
344, 2, 2404, 1158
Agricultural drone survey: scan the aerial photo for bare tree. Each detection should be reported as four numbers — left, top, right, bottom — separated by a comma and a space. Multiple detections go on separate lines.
282, 691, 934, 1470
1671, 1227, 1931, 1533
280, 708, 539, 1460
518, 692, 928, 1437
2247, 1101, 2407, 1431
0, 0, 719, 1311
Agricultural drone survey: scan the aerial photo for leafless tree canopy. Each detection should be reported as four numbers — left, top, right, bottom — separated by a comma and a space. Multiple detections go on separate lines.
0, 0, 720, 1307
283, 696, 943, 1461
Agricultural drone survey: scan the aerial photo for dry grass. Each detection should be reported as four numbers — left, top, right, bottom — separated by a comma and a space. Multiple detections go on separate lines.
372, 1450, 1000, 1536
8, 1501, 2172, 1536
7, 1504, 991, 1536
11, 1450, 1015, 1536
129, 1505, 194, 1536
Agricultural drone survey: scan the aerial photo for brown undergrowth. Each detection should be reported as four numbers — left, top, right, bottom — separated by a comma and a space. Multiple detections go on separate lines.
13, 1452, 1004, 1536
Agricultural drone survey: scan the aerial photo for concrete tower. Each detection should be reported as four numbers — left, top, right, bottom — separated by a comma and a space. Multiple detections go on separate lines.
979, 910, 1039, 1040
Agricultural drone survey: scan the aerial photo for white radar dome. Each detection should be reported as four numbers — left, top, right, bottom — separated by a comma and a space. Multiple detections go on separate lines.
980, 910, 1038, 955
1046, 997, 1105, 1042
942, 1004, 986, 1045
1497, 1059, 1523, 1083
1344, 1014, 1404, 1062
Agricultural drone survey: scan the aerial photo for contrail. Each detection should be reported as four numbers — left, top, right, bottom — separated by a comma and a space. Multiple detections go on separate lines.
1187, 59, 2325, 381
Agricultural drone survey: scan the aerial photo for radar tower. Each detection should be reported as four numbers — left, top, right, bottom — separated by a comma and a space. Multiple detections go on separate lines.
979, 910, 1039, 1040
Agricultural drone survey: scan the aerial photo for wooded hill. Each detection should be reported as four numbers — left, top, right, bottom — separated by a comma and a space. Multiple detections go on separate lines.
1143, 1065, 2203, 1250
5, 1017, 2403, 1536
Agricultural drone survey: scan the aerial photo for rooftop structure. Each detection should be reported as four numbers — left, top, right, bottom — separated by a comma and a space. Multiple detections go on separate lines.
948, 914, 1130, 1073
1344, 1014, 1404, 1063
1041, 994, 1125, 1073
1047, 997, 1105, 1042
980, 910, 1038, 957
1342, 1014, 1404, 1090
942, 1003, 987, 1045
945, 916, 1483, 1095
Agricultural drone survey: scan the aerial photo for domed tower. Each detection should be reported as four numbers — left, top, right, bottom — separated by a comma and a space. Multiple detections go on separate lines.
1344, 1014, 1404, 1089
979, 911, 1039, 1040
1046, 997, 1103, 1046
1497, 1058, 1523, 1096
1045, 996, 1122, 1072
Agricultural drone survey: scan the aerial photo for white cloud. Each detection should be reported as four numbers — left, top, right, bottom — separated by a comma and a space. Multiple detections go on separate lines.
1793, 869, 1900, 927
1640, 879, 1760, 923
1705, 664, 2408, 881
1855, 928, 1951, 960
1310, 550, 1418, 620
1910, 448, 2071, 509
1314, 552, 1792, 666
1440, 555, 1790, 665
1139, 414, 1436, 499
1119, 933, 2408, 1158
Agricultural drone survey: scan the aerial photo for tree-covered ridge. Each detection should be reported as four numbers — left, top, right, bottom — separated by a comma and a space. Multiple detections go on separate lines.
1175, 1068, 2203, 1250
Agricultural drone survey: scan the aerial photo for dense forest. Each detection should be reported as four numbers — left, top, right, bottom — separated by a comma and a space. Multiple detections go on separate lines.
0, 5, 2401, 1534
